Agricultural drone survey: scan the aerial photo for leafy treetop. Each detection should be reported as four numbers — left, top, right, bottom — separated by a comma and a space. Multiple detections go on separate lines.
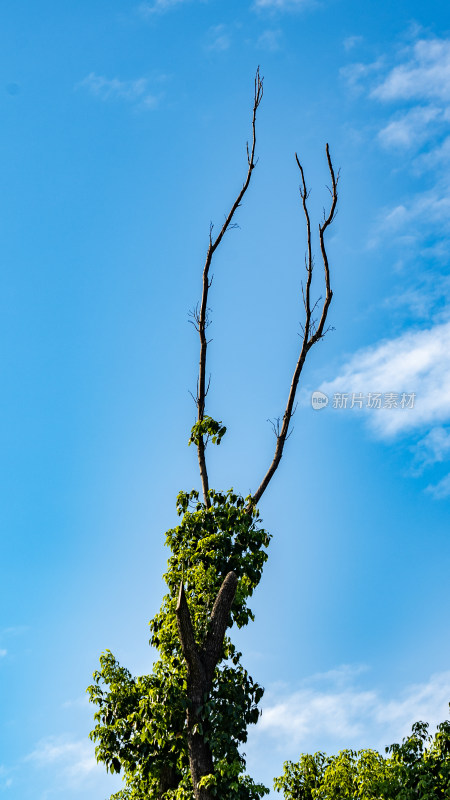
274, 713, 450, 800
88, 482, 271, 800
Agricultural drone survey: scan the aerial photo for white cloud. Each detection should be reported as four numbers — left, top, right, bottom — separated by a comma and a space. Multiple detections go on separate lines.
260, 687, 378, 744
340, 59, 384, 93
320, 321, 450, 438
426, 472, 450, 499
343, 36, 450, 156
377, 183, 450, 238
0, 649, 7, 658
304, 664, 370, 686
378, 105, 442, 150
374, 672, 450, 730
16, 732, 121, 795
27, 736, 98, 784
342, 33, 450, 305
372, 37, 450, 103
361, 34, 450, 317
78, 73, 159, 109
256, 667, 450, 754
414, 135, 450, 172
384, 274, 450, 319
414, 426, 450, 468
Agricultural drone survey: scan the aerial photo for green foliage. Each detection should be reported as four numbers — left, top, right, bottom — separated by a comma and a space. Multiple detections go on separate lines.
188, 416, 227, 447
274, 713, 450, 800
88, 487, 271, 799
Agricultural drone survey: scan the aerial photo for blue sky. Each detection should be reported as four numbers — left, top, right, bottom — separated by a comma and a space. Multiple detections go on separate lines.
1, 0, 450, 797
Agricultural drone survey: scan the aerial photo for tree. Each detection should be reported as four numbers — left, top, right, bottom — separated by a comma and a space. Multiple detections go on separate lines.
273, 712, 450, 799
88, 69, 338, 800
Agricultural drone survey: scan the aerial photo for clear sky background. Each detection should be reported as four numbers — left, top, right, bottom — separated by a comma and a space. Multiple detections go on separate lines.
1, 1, 450, 798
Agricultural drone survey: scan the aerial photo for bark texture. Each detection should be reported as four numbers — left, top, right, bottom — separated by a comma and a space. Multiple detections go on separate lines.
158, 763, 180, 799
176, 573, 238, 800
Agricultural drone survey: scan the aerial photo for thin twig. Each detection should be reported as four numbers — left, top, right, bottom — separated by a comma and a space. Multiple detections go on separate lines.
194, 68, 264, 506
251, 144, 338, 508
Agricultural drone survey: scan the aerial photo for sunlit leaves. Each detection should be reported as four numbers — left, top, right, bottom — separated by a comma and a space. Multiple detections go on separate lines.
274, 714, 450, 799
88, 489, 271, 799
188, 416, 227, 447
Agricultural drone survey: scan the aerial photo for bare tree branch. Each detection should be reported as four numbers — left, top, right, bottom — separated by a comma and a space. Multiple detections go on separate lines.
251, 144, 338, 508
194, 68, 264, 507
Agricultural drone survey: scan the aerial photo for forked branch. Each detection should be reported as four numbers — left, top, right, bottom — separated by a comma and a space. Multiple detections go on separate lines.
251, 144, 338, 507
176, 571, 238, 685
176, 582, 205, 684
202, 571, 238, 680
195, 68, 264, 507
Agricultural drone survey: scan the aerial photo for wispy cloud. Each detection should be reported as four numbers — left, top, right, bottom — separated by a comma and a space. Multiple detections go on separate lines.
320, 321, 450, 438
205, 24, 232, 52
332, 35, 450, 474
61, 695, 90, 709
342, 36, 450, 153
366, 190, 450, 326
384, 273, 450, 320
0, 626, 27, 659
414, 426, 450, 468
340, 58, 384, 94
414, 135, 450, 172
378, 105, 444, 150
1, 626, 28, 637
343, 35, 450, 161
255, 666, 450, 755
426, 472, 450, 499
343, 35, 364, 52
253, 0, 315, 11
137, 0, 190, 16
14, 727, 118, 796
350, 34, 450, 322
256, 28, 282, 51
27, 736, 98, 786
372, 38, 450, 103
0, 766, 13, 790
77, 73, 160, 109
376, 183, 450, 239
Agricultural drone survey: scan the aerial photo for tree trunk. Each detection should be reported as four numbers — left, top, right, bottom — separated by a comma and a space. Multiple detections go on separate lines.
176, 572, 238, 800
158, 763, 180, 799
186, 685, 214, 800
